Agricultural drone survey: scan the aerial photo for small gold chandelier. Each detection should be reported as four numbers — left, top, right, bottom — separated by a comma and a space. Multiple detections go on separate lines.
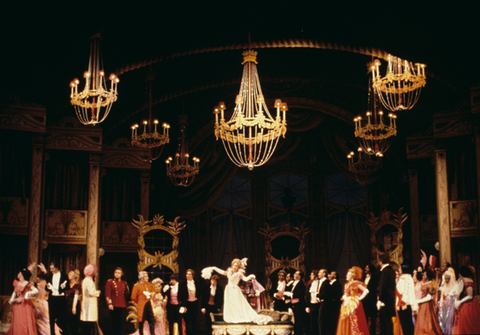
354, 72, 397, 156
214, 50, 287, 170
131, 68, 170, 161
166, 115, 200, 187
371, 55, 426, 112
70, 34, 119, 125
347, 148, 382, 184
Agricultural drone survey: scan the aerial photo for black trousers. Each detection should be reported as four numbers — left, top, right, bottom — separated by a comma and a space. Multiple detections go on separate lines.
397, 306, 414, 335
110, 307, 127, 335
167, 304, 182, 335
317, 303, 330, 335
379, 308, 394, 335
204, 304, 221, 334
182, 301, 199, 335
308, 303, 320, 335
49, 295, 68, 335
139, 302, 155, 335
292, 303, 306, 335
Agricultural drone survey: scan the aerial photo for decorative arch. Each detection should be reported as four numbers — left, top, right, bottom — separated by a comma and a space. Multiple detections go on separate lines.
115, 39, 392, 75
366, 208, 408, 268
131, 214, 185, 273
259, 222, 311, 307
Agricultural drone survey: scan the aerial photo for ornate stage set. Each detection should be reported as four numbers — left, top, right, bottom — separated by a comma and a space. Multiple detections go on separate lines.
2, 25, 480, 335
122, 208, 408, 333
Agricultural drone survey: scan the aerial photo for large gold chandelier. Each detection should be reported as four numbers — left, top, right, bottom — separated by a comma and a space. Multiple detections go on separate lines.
214, 50, 287, 170
166, 115, 200, 187
354, 70, 397, 156
131, 68, 170, 161
70, 34, 119, 125
371, 55, 426, 112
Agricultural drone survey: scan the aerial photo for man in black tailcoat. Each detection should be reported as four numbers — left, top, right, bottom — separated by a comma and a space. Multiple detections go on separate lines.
316, 269, 331, 335
201, 274, 224, 334
179, 269, 203, 335
328, 271, 343, 335
363, 263, 379, 335
284, 270, 307, 335
377, 254, 396, 335
40, 262, 69, 335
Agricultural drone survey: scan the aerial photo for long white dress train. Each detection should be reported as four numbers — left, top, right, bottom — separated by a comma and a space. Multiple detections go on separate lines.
203, 267, 272, 325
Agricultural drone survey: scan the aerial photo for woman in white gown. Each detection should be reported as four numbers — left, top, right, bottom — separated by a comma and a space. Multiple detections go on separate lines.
202, 258, 272, 325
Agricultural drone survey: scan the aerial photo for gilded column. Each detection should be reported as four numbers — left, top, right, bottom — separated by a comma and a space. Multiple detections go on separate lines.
435, 149, 451, 264
87, 154, 101, 265
28, 138, 44, 266
140, 171, 150, 219
408, 169, 421, 268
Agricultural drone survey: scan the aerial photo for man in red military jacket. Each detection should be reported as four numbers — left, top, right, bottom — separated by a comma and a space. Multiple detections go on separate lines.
132, 271, 156, 335
105, 267, 130, 335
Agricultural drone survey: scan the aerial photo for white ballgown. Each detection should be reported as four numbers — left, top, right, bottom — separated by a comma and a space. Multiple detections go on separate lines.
203, 266, 272, 325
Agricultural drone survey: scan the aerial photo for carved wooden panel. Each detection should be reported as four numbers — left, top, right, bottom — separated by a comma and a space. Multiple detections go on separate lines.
434, 112, 472, 139
0, 104, 46, 133
406, 135, 435, 159
0, 197, 29, 234
102, 221, 138, 251
102, 138, 151, 169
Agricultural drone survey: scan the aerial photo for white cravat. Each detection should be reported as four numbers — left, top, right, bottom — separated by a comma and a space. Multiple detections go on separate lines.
52, 272, 61, 296
309, 280, 319, 303
365, 274, 371, 286
187, 280, 195, 291
292, 280, 299, 291
210, 285, 217, 296
277, 281, 286, 292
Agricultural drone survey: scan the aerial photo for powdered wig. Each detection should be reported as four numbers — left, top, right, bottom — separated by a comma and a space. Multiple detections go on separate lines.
84, 264, 97, 277
138, 271, 148, 280
441, 267, 456, 296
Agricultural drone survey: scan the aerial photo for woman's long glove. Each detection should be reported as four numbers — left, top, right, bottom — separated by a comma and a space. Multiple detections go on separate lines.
455, 295, 472, 309
72, 294, 79, 314
358, 288, 369, 301
8, 291, 16, 304
25, 286, 39, 300
416, 293, 432, 304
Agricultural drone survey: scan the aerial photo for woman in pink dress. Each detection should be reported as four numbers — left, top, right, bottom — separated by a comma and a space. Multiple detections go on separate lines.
7, 267, 38, 335
453, 266, 480, 334
414, 269, 442, 335
335, 266, 370, 335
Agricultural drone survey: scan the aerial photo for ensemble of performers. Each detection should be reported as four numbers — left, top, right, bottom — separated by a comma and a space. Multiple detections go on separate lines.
6, 253, 480, 335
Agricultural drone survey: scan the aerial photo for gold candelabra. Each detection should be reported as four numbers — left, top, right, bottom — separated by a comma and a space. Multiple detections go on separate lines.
371, 55, 426, 112
131, 68, 170, 161
347, 148, 382, 184
70, 34, 119, 125
214, 50, 287, 170
166, 115, 199, 187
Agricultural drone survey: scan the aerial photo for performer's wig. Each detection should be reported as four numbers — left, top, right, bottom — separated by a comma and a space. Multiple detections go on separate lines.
84, 264, 98, 277
349, 266, 363, 280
